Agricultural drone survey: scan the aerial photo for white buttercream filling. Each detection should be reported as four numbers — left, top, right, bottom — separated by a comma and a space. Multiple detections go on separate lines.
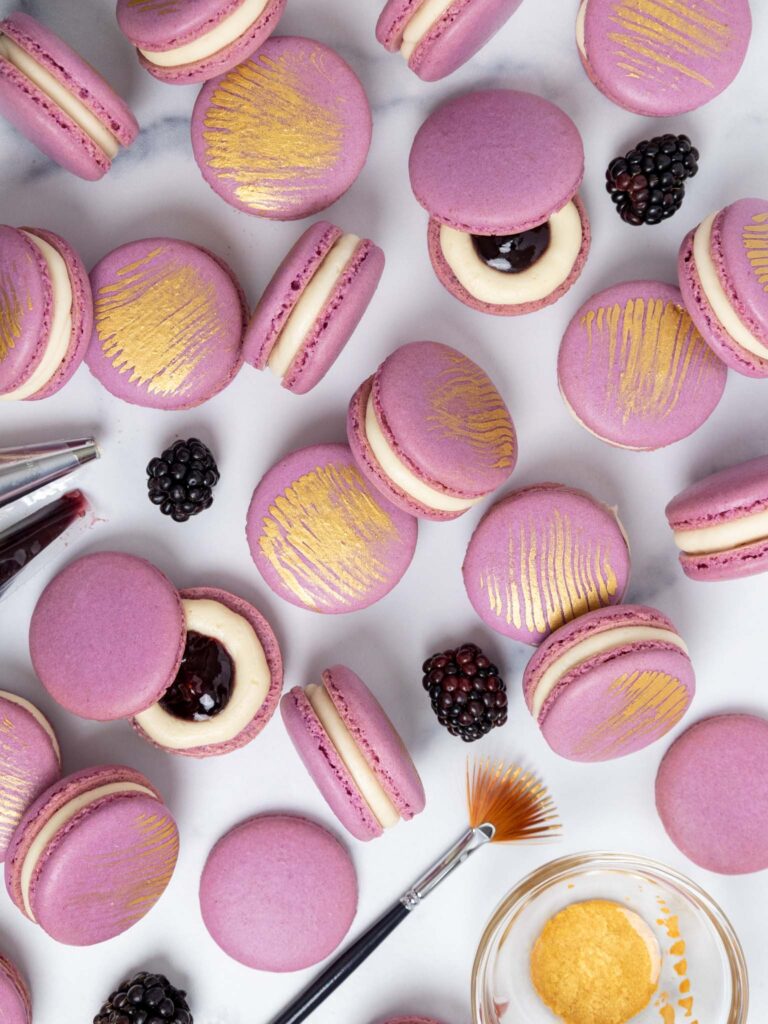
267, 233, 361, 380
1, 232, 73, 402
0, 34, 119, 157
140, 0, 269, 67
20, 782, 156, 920
400, 0, 456, 59
134, 598, 271, 751
673, 507, 768, 555
0, 690, 61, 764
306, 683, 400, 829
531, 625, 688, 719
439, 201, 583, 306
576, 0, 588, 58
693, 212, 768, 359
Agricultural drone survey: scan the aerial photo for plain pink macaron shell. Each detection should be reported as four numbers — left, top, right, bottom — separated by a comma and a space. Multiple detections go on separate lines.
191, 36, 371, 220
377, 0, 523, 82
5, 765, 179, 945
87, 237, 245, 410
200, 814, 357, 971
246, 443, 418, 613
117, 0, 287, 84
580, 0, 752, 117
656, 714, 768, 874
0, 955, 31, 1024
0, 13, 138, 180
462, 484, 631, 645
559, 280, 727, 451
679, 198, 768, 378
29, 551, 186, 721
409, 89, 584, 234
665, 454, 768, 581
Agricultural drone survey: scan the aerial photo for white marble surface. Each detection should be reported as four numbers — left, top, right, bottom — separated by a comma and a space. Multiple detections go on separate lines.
1, 1, 767, 1022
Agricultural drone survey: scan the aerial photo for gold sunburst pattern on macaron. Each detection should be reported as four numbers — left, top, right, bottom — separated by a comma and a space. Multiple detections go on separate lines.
0, 265, 31, 362
0, 716, 33, 849
743, 212, 768, 291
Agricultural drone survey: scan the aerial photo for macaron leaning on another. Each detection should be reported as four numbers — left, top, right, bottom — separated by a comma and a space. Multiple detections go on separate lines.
0, 954, 31, 1024
0, 12, 138, 179
243, 220, 385, 394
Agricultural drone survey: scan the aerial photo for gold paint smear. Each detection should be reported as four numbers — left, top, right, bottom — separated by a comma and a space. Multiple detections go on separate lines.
743, 213, 768, 292
202, 51, 345, 213
127, 0, 179, 11
258, 462, 400, 610
0, 717, 35, 847
609, 0, 732, 89
95, 246, 221, 396
427, 353, 515, 470
0, 263, 32, 363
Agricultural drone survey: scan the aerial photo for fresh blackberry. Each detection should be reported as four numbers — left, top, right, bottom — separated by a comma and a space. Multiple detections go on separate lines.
606, 133, 699, 226
93, 970, 192, 1024
422, 642, 507, 742
146, 438, 219, 523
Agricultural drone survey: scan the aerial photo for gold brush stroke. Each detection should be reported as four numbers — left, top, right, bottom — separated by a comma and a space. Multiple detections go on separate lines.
202, 51, 345, 212
258, 462, 401, 610
481, 510, 618, 635
581, 298, 718, 424
0, 717, 35, 846
609, 0, 732, 90
0, 264, 32, 363
426, 353, 515, 470
95, 246, 220, 396
743, 213, 768, 292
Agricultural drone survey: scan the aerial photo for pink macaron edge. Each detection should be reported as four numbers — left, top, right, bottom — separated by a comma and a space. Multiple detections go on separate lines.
0, 954, 31, 1024
0, 226, 52, 395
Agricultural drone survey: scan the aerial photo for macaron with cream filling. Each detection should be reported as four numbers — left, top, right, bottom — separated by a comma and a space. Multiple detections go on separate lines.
243, 220, 385, 394
281, 665, 426, 841
0, 954, 31, 1024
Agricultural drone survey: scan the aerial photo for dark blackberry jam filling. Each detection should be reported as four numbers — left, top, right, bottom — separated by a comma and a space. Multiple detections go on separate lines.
471, 223, 551, 273
160, 631, 234, 722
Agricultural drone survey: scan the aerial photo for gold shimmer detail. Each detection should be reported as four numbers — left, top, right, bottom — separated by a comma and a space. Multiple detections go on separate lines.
743, 212, 768, 292
0, 264, 31, 363
656, 900, 698, 1024
609, 0, 732, 89
202, 51, 345, 213
0, 717, 34, 848
258, 462, 400, 610
95, 246, 220, 396
581, 298, 719, 424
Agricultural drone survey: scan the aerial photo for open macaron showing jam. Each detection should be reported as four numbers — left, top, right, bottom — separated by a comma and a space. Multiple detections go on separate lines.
116, 0, 287, 85
679, 198, 768, 378
409, 90, 590, 315
523, 605, 695, 762
348, 341, 517, 520
0, 225, 93, 402
243, 221, 385, 394
0, 13, 138, 179
29, 552, 283, 757
281, 666, 426, 842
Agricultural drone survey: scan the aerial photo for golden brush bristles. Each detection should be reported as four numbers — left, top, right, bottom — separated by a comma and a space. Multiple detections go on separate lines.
467, 758, 561, 843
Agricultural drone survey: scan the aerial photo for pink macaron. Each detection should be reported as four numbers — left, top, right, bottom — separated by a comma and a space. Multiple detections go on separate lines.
463, 484, 631, 645
656, 714, 768, 874
576, 0, 752, 117
87, 237, 246, 410
191, 36, 371, 220
281, 665, 426, 842
200, 813, 357, 971
0, 12, 138, 179
409, 89, 590, 315
348, 341, 517, 521
523, 605, 695, 762
376, 0, 524, 82
30, 552, 284, 757
247, 443, 418, 613
559, 280, 727, 451
116, 0, 287, 85
679, 197, 768, 378
665, 454, 768, 582
5, 764, 179, 946
0, 954, 31, 1024
243, 220, 385, 394
0, 225, 93, 401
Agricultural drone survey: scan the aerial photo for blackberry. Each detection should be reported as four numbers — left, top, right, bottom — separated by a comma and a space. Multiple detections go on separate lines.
422, 642, 507, 742
606, 133, 699, 226
93, 970, 192, 1024
146, 438, 219, 523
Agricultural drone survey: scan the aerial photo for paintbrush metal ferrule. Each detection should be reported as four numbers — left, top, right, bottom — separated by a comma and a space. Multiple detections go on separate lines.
0, 438, 100, 510
400, 823, 495, 911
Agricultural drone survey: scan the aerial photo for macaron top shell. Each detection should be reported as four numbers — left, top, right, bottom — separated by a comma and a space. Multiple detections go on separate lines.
666, 455, 768, 530
713, 198, 768, 339
29, 551, 185, 721
409, 90, 584, 233
117, 0, 257, 49
0, 226, 51, 394
0, 955, 31, 1024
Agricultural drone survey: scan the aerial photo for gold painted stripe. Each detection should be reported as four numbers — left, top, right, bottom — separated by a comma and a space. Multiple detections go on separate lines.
0, 262, 32, 363
744, 213, 768, 291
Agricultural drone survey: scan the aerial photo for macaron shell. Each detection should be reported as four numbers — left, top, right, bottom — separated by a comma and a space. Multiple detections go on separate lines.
0, 955, 31, 1024
0, 226, 51, 395
118, 0, 254, 45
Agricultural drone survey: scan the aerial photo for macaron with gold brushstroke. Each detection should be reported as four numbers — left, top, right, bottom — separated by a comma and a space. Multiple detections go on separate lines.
86, 237, 246, 409
246, 443, 418, 613
576, 0, 752, 117
463, 484, 631, 645
0, 954, 31, 1024
191, 36, 372, 220
558, 280, 727, 451
348, 341, 517, 520
116, 0, 287, 85
523, 604, 695, 762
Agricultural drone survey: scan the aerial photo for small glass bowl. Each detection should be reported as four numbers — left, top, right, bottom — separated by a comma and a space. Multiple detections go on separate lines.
472, 852, 748, 1024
